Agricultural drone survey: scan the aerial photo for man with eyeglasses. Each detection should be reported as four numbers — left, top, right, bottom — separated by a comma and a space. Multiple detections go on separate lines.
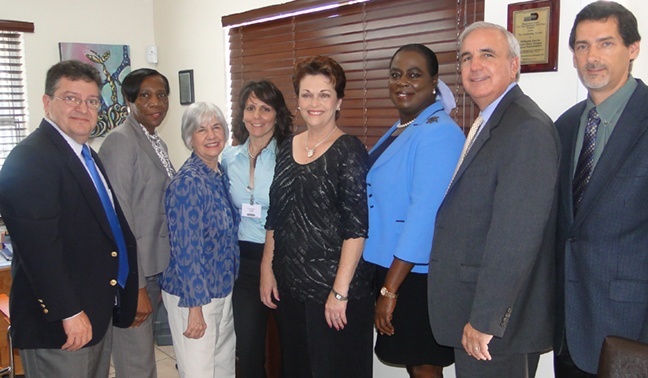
0, 60, 139, 377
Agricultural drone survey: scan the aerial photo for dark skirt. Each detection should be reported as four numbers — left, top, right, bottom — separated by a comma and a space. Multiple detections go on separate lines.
374, 266, 455, 367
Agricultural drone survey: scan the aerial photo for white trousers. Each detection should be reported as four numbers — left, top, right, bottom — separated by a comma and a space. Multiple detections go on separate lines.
162, 291, 236, 378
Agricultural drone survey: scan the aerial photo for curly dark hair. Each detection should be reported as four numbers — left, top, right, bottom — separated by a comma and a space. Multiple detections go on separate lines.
232, 80, 293, 146
45, 60, 101, 96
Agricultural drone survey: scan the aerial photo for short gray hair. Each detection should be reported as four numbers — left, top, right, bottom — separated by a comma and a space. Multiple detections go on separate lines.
180, 102, 229, 149
459, 21, 522, 81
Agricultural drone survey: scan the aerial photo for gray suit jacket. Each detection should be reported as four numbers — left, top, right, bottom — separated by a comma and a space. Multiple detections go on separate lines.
428, 85, 560, 354
99, 114, 172, 287
554, 79, 648, 374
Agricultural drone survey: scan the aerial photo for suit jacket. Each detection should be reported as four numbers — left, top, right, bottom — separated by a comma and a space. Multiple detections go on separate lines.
0, 119, 138, 349
428, 85, 560, 354
363, 101, 464, 273
99, 113, 172, 287
554, 79, 648, 374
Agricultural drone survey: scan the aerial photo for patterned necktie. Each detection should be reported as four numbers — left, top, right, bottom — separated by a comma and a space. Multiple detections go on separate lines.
572, 107, 601, 215
448, 115, 484, 189
81, 145, 129, 288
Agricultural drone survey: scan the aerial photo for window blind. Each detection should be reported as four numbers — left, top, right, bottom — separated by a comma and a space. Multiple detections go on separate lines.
224, 0, 483, 148
0, 20, 33, 170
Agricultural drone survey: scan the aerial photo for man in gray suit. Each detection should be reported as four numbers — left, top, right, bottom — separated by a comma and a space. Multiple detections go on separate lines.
428, 22, 560, 377
554, 2, 646, 376
99, 68, 174, 378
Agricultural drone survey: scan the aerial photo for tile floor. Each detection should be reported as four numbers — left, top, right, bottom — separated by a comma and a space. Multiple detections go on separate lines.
108, 343, 179, 378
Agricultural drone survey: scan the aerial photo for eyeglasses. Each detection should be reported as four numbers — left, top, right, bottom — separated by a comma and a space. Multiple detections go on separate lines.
53, 95, 101, 110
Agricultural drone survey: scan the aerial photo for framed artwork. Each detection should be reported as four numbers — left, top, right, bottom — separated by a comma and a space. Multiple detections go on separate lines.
59, 42, 131, 136
507, 0, 560, 73
179, 70, 195, 105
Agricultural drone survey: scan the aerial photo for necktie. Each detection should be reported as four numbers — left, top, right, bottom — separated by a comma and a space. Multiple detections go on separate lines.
448, 115, 484, 188
572, 107, 601, 215
81, 145, 129, 288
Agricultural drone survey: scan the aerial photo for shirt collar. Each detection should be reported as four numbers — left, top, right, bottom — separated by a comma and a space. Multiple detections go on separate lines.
480, 82, 517, 125
586, 75, 637, 123
45, 117, 85, 157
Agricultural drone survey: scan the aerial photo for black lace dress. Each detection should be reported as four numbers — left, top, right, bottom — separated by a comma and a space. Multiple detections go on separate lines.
266, 134, 373, 304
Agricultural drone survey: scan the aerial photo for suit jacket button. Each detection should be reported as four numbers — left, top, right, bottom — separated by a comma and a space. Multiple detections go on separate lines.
43, 309, 49, 314
41, 304, 46, 308
111, 251, 118, 257
110, 279, 117, 286
500, 322, 506, 326
38, 299, 43, 303
506, 307, 512, 314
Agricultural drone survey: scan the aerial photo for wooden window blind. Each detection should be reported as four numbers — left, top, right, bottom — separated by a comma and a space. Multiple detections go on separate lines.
224, 0, 483, 148
0, 20, 33, 170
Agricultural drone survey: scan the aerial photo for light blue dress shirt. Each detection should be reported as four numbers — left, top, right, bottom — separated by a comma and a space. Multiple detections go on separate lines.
221, 138, 276, 244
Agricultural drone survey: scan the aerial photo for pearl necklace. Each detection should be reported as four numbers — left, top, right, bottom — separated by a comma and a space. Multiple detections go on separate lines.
396, 119, 414, 129
305, 126, 337, 158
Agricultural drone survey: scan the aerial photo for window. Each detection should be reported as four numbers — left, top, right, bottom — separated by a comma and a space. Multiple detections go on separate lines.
0, 20, 33, 170
223, 0, 483, 148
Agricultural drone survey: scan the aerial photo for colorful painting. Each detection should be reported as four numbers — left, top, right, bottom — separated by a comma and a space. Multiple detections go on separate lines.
59, 43, 131, 137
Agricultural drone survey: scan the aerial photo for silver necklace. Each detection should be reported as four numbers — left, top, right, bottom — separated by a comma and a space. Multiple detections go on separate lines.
305, 126, 337, 158
396, 119, 414, 129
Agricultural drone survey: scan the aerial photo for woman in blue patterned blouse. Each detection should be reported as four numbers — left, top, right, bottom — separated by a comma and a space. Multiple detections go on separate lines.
160, 102, 240, 378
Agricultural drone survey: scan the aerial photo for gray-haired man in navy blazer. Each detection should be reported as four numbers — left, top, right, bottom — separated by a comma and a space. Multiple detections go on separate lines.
554, 2, 646, 376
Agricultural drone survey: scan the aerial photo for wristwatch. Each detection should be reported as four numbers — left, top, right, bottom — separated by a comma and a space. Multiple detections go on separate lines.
331, 288, 348, 301
380, 286, 399, 299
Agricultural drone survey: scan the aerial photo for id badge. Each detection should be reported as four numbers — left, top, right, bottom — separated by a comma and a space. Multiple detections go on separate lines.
242, 203, 262, 218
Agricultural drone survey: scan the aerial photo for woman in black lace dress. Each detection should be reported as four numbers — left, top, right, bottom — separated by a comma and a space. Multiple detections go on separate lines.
260, 56, 373, 378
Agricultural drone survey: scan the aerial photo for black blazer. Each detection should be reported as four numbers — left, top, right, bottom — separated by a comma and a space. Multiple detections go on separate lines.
0, 119, 138, 349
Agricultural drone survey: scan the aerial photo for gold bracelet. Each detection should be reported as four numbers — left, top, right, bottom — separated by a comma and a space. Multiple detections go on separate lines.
331, 288, 348, 301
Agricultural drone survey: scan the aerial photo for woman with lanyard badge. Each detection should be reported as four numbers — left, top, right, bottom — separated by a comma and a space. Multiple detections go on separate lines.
221, 80, 293, 378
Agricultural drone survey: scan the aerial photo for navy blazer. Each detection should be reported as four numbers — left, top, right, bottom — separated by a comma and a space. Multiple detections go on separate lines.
0, 120, 138, 349
363, 101, 464, 273
555, 79, 648, 374
429, 85, 560, 354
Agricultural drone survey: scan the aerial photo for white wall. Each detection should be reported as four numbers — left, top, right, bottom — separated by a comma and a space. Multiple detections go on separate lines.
3, 0, 157, 151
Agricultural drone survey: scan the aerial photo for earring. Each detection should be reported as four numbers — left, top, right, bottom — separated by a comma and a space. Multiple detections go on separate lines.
433, 89, 437, 95
297, 106, 301, 110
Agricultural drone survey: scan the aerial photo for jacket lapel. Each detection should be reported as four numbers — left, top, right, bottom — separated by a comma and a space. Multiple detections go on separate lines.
573, 80, 648, 227
40, 121, 116, 243
449, 85, 523, 192
370, 102, 445, 171
126, 116, 169, 175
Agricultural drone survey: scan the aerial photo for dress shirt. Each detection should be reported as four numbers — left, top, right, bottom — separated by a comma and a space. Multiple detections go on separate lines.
572, 75, 637, 174
221, 138, 276, 244
160, 152, 240, 307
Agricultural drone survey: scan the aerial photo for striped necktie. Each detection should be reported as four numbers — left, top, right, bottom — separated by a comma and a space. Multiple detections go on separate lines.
572, 107, 601, 215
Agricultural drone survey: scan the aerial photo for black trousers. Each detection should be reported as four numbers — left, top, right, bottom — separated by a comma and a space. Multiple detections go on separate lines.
233, 241, 276, 378
276, 294, 374, 378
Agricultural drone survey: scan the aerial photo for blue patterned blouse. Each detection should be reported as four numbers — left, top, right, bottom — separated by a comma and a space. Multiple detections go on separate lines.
160, 152, 240, 307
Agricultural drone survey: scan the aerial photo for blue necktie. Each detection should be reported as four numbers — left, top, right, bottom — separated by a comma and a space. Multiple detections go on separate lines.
572, 107, 601, 215
81, 145, 129, 288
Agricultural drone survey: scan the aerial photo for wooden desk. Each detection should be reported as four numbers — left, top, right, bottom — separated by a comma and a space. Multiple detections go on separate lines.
0, 266, 23, 375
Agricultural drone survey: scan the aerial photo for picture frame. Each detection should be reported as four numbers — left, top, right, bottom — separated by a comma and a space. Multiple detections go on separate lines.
507, 0, 560, 73
178, 69, 195, 105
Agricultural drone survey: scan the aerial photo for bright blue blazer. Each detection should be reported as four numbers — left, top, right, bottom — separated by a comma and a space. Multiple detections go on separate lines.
363, 101, 464, 273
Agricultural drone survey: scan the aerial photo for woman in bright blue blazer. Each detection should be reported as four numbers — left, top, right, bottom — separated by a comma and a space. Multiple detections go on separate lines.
363, 44, 464, 377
